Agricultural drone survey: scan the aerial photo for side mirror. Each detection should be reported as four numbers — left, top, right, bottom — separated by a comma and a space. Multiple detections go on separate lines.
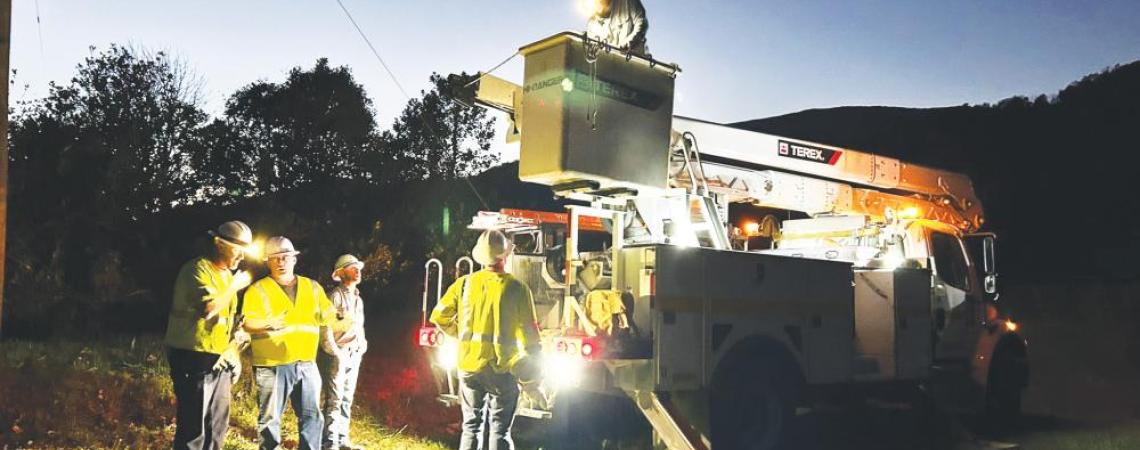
965, 232, 999, 298
981, 235, 997, 294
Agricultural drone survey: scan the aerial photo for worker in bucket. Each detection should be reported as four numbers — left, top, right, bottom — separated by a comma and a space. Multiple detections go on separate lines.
586, 0, 649, 55
164, 220, 254, 450
431, 230, 543, 450
242, 237, 335, 450
318, 254, 369, 450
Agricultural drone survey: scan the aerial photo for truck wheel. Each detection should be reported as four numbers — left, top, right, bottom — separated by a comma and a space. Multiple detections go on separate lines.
983, 346, 1025, 435
711, 362, 794, 450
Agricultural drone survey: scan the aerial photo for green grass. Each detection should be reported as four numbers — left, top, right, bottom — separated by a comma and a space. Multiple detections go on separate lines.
0, 336, 450, 450
1011, 422, 1140, 450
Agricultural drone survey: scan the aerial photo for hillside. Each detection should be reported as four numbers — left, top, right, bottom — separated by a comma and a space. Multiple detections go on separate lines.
733, 61, 1140, 282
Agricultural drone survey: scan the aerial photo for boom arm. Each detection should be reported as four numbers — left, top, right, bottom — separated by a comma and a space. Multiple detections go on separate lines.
671, 117, 984, 231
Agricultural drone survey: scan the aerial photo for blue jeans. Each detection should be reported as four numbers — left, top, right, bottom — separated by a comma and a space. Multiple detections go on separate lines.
318, 350, 363, 449
254, 361, 323, 450
459, 370, 520, 450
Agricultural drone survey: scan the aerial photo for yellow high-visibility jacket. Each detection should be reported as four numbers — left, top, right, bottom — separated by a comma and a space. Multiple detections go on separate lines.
430, 269, 540, 375
164, 258, 239, 354
242, 276, 333, 367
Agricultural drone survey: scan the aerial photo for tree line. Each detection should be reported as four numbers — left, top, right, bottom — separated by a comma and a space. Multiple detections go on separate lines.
3, 45, 505, 336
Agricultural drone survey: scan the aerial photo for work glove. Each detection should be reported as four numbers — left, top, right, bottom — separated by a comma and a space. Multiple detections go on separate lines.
212, 346, 243, 383
519, 379, 550, 410
233, 329, 251, 347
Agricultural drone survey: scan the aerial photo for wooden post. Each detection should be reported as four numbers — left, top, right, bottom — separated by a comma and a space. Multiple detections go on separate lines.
0, 0, 11, 338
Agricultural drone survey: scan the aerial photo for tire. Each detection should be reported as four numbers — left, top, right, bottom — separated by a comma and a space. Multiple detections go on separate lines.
711, 360, 795, 450
983, 346, 1025, 436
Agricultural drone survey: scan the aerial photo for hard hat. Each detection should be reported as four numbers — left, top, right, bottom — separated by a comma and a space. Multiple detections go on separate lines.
472, 230, 514, 266
264, 236, 301, 259
209, 221, 253, 247
331, 254, 365, 281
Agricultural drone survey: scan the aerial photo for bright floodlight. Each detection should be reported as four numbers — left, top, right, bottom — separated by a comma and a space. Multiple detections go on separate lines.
576, 0, 599, 17
544, 354, 583, 387
244, 239, 264, 260
438, 337, 459, 371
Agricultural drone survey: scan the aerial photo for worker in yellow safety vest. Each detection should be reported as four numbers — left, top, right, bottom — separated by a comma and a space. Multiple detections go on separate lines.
431, 230, 542, 450
242, 236, 335, 450
164, 220, 254, 450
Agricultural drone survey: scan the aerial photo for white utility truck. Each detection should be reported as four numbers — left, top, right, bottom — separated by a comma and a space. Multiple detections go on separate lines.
417, 32, 1028, 450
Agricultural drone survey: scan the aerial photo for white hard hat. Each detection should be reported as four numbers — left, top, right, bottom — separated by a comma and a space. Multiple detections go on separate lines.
331, 254, 365, 281
264, 236, 301, 259
209, 221, 253, 247
472, 230, 514, 266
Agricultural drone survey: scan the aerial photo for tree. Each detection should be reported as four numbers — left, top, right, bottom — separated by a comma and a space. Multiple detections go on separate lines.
222, 58, 375, 193
5, 45, 208, 333
379, 72, 497, 181
11, 45, 208, 217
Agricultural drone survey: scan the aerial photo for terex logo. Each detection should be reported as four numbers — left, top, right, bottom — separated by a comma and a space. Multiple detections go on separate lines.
777, 140, 842, 165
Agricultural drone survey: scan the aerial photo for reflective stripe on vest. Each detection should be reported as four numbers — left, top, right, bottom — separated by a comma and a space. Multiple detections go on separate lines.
250, 280, 323, 339
251, 324, 321, 340
458, 330, 516, 347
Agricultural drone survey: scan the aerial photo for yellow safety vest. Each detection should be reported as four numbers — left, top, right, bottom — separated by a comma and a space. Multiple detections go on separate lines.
585, 290, 626, 336
242, 276, 333, 367
164, 258, 238, 354
430, 270, 540, 375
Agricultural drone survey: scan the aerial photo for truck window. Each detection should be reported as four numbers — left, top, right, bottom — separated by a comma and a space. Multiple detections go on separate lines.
930, 232, 970, 291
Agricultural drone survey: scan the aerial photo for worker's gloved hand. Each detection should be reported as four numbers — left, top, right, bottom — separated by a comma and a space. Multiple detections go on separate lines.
232, 270, 253, 291
265, 316, 287, 332
233, 329, 251, 347
519, 380, 549, 410
212, 347, 242, 380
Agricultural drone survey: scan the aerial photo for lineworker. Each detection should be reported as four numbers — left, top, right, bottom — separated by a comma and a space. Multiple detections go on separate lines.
318, 254, 369, 450
430, 230, 543, 450
164, 220, 254, 450
585, 0, 649, 55
242, 237, 335, 450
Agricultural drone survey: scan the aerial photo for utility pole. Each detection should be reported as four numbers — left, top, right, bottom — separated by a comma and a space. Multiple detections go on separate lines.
0, 0, 11, 338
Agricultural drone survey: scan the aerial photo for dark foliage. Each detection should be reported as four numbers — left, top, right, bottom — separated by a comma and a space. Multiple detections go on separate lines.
3, 47, 503, 337
734, 61, 1140, 283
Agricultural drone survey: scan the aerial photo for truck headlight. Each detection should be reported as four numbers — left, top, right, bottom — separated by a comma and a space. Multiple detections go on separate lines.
544, 354, 584, 387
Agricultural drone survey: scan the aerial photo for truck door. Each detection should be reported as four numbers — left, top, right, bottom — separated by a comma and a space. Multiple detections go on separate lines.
928, 230, 982, 362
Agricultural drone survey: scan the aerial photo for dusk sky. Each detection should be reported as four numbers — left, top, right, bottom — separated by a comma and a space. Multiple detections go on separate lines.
10, 0, 1140, 161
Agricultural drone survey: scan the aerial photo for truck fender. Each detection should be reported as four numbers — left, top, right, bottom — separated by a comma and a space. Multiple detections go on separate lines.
712, 334, 805, 401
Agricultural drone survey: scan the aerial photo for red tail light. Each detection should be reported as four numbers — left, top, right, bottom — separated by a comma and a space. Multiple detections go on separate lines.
418, 326, 442, 347
552, 336, 603, 360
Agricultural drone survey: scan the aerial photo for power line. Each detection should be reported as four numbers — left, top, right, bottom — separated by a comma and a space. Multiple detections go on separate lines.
333, 0, 490, 210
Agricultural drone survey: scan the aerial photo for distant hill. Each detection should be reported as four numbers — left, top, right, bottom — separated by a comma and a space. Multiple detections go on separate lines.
732, 61, 1140, 282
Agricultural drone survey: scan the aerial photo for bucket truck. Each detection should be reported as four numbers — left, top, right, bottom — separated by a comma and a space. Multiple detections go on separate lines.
417, 32, 1028, 450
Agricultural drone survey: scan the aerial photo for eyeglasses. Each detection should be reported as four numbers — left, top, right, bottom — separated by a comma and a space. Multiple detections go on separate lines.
267, 255, 297, 263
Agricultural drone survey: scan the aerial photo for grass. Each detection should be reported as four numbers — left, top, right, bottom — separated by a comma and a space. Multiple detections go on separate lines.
0, 336, 451, 450
1011, 420, 1140, 450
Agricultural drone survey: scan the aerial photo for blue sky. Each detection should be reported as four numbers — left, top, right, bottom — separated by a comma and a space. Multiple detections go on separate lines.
11, 1, 1140, 161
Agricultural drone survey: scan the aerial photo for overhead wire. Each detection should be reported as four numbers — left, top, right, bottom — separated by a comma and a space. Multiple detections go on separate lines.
334, 0, 490, 210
